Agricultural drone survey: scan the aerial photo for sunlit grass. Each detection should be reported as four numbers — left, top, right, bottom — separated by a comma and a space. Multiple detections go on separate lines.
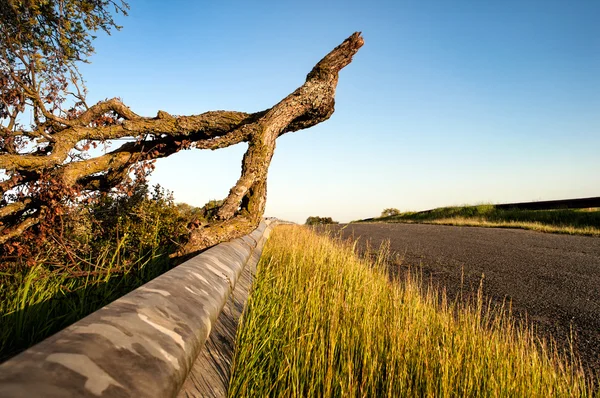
0, 233, 172, 362
405, 217, 600, 236
366, 205, 600, 236
229, 225, 596, 397
0, 184, 192, 362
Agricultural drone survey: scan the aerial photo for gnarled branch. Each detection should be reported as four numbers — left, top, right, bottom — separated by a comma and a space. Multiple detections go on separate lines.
0, 32, 364, 255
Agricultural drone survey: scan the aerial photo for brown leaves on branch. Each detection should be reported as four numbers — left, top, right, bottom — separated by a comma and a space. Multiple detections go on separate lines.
0, 30, 363, 255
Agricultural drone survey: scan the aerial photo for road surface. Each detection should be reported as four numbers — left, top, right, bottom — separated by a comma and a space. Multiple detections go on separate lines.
328, 223, 600, 374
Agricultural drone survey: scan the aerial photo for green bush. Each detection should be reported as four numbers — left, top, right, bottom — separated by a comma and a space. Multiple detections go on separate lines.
0, 181, 200, 361
380, 208, 401, 217
200, 199, 224, 221
88, 183, 191, 264
306, 216, 338, 225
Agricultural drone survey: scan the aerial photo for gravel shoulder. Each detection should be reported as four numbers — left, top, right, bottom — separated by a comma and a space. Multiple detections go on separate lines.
327, 223, 600, 375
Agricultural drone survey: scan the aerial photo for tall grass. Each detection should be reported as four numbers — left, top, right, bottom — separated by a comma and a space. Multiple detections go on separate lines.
0, 226, 173, 361
0, 183, 192, 361
229, 225, 596, 397
368, 205, 600, 236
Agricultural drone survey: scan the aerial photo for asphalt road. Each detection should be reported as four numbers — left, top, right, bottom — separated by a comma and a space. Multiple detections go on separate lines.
328, 223, 600, 375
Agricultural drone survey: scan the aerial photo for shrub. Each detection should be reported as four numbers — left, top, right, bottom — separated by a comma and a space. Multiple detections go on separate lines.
200, 199, 224, 221
0, 181, 201, 360
381, 208, 401, 217
306, 216, 339, 225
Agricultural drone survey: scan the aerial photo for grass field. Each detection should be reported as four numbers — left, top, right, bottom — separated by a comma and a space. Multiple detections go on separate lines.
0, 238, 173, 362
229, 225, 596, 397
362, 205, 600, 236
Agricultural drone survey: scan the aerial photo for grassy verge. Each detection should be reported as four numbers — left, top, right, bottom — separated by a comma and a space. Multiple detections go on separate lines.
363, 205, 600, 236
0, 245, 172, 362
0, 183, 194, 361
229, 225, 596, 397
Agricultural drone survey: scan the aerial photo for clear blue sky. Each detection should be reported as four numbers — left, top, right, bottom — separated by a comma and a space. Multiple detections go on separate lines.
81, 0, 600, 223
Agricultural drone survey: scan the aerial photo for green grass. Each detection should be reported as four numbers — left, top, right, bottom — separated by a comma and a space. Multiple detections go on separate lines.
229, 225, 596, 397
0, 183, 191, 361
0, 235, 173, 361
362, 205, 600, 236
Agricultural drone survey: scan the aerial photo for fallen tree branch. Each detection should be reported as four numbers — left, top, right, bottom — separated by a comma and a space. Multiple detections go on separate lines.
0, 32, 364, 255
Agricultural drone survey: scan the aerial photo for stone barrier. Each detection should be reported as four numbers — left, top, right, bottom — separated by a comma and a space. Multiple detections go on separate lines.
0, 220, 275, 397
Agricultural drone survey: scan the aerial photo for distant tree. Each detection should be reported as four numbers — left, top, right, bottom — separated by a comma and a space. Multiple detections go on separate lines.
0, 0, 364, 256
200, 199, 224, 221
381, 208, 401, 217
305, 216, 338, 226
175, 202, 204, 221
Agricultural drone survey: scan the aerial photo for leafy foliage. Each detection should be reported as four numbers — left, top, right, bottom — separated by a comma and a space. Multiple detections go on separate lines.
0, 181, 199, 360
305, 216, 338, 226
0, 0, 128, 127
1, 181, 197, 273
0, 0, 132, 246
200, 199, 224, 221
380, 208, 400, 217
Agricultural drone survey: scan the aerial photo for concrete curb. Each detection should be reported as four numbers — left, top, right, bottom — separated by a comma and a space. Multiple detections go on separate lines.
0, 220, 275, 397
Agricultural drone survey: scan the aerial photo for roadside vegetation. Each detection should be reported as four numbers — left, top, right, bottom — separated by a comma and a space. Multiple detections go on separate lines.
0, 183, 203, 361
363, 205, 600, 236
229, 225, 596, 397
305, 216, 339, 225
